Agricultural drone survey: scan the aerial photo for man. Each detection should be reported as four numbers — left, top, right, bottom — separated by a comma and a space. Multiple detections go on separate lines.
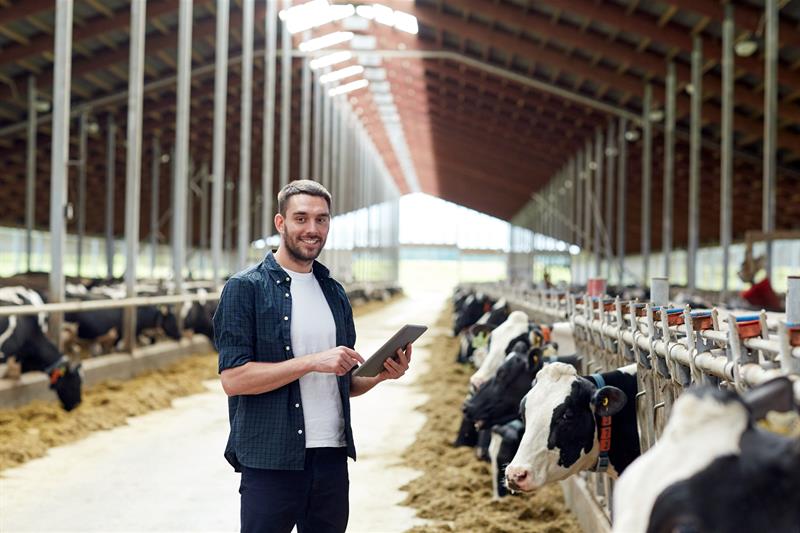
214, 180, 412, 533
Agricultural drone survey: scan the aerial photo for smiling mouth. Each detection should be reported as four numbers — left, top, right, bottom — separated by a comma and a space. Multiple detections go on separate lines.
299, 238, 321, 245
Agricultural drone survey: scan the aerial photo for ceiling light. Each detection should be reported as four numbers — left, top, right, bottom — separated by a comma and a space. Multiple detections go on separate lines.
35, 100, 50, 113
279, 1, 355, 35
320, 65, 364, 84
309, 51, 352, 70
685, 83, 694, 95
355, 4, 374, 19
328, 79, 369, 96
624, 129, 640, 142
393, 10, 418, 34
735, 38, 758, 58
649, 109, 664, 122
299, 31, 354, 52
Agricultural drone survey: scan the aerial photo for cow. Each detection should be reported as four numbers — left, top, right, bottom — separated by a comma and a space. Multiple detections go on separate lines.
182, 290, 217, 340
453, 292, 494, 336
613, 378, 800, 533
489, 419, 525, 499
469, 311, 550, 389
65, 305, 181, 353
505, 363, 640, 491
0, 305, 82, 411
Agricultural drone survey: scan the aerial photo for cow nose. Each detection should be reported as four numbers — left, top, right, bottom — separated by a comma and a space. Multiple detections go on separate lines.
505, 466, 530, 489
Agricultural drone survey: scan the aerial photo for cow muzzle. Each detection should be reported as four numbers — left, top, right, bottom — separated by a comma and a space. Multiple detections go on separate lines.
504, 466, 536, 492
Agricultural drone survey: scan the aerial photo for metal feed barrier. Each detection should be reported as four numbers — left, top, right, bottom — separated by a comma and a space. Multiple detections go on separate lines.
472, 276, 800, 528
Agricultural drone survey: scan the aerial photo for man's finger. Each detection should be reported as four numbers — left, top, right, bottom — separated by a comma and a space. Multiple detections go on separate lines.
342, 347, 365, 363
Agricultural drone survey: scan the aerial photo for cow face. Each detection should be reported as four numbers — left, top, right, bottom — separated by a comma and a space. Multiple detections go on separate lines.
160, 307, 181, 340
505, 363, 627, 491
463, 342, 541, 428
49, 361, 83, 411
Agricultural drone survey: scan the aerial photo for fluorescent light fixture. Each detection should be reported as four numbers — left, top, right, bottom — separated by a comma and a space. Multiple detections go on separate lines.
309, 51, 352, 70
624, 129, 640, 142
358, 53, 382, 67
372, 93, 393, 104
350, 34, 377, 50
299, 31, 354, 52
735, 38, 758, 58
279, 1, 355, 35
355, 5, 374, 19
372, 4, 395, 25
328, 79, 369, 96
342, 14, 370, 31
369, 81, 391, 93
356, 4, 418, 34
569, 244, 581, 255
393, 11, 418, 34
649, 109, 664, 122
320, 65, 365, 84
364, 67, 387, 80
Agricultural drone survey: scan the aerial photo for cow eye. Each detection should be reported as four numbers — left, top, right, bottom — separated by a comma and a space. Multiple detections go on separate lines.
562, 411, 572, 420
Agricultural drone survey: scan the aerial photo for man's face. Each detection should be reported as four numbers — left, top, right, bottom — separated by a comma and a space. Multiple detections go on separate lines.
276, 194, 331, 263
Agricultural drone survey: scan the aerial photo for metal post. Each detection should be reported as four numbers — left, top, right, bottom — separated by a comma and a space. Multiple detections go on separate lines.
576, 150, 583, 249
279, 0, 292, 188
122, 0, 146, 352
788, 276, 800, 324
617, 117, 627, 286
211, 0, 229, 287
76, 111, 88, 277
172, 0, 192, 296
583, 141, 592, 271
300, 31, 312, 180
605, 119, 616, 279
150, 135, 160, 278
312, 69, 322, 180
322, 84, 332, 190
25, 75, 36, 273
237, 0, 254, 270
200, 161, 209, 275
594, 128, 603, 277
105, 114, 116, 279
721, 4, 735, 300
763, 0, 778, 280
651, 277, 669, 307
186, 162, 195, 272
663, 62, 676, 278
642, 84, 653, 284
224, 180, 234, 265
48, 0, 73, 348
262, 0, 277, 235
688, 37, 703, 291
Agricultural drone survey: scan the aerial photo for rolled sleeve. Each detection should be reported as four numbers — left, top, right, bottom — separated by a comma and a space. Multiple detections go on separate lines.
214, 277, 255, 373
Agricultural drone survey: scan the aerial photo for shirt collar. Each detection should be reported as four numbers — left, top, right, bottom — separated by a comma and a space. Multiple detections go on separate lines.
262, 250, 330, 284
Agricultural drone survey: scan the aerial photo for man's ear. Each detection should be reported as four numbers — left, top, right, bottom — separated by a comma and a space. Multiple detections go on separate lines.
592, 386, 627, 417
274, 213, 284, 233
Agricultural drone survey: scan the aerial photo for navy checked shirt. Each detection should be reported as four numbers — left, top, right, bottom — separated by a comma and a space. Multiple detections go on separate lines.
214, 251, 357, 471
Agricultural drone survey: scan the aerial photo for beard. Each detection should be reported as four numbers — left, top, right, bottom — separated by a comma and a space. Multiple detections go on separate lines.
282, 226, 327, 263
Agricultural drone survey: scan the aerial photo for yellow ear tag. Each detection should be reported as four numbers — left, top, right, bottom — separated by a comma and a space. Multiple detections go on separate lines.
602, 397, 609, 407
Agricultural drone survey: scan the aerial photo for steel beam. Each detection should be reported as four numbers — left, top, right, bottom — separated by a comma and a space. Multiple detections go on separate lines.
211, 0, 229, 287
312, 69, 322, 180
641, 84, 653, 284
688, 37, 702, 290
763, 0, 778, 280
721, 4, 734, 299
150, 135, 160, 278
262, 0, 277, 236
237, 0, 254, 270
200, 161, 209, 275
617, 117, 627, 286
48, 0, 73, 348
25, 75, 36, 273
593, 128, 603, 277
279, 0, 292, 188
105, 113, 116, 279
605, 119, 616, 279
662, 62, 676, 278
300, 30, 311, 180
76, 111, 88, 277
122, 0, 146, 352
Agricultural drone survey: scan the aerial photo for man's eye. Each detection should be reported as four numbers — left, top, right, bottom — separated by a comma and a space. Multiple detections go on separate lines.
297, 218, 305, 223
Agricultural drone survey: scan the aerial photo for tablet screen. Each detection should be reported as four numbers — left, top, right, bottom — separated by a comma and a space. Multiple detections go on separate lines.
352, 324, 428, 378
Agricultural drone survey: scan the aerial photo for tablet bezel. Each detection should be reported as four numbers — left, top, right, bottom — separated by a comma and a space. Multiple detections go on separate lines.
352, 324, 428, 378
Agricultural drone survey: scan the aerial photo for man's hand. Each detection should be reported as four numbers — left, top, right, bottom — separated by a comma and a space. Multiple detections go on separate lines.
312, 346, 365, 376
379, 343, 412, 381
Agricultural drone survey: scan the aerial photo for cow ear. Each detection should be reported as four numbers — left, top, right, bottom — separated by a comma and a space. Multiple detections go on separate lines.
159, 305, 169, 316
592, 386, 627, 417
742, 376, 794, 420
527, 347, 543, 370
519, 394, 528, 424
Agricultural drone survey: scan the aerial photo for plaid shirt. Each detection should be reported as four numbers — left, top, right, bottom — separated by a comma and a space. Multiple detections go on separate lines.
214, 251, 357, 471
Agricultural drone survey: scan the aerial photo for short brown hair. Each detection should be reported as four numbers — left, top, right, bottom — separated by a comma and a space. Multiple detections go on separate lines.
277, 180, 331, 216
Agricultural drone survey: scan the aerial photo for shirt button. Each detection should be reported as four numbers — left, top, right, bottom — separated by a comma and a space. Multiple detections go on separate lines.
276, 280, 280, 284
285, 293, 289, 297
283, 316, 288, 321
285, 345, 290, 351
285, 277, 290, 281
298, 429, 303, 435
295, 403, 300, 408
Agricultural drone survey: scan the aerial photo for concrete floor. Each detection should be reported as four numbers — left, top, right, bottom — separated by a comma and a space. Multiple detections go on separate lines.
0, 290, 449, 533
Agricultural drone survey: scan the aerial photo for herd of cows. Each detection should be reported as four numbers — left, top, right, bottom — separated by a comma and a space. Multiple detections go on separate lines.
450, 289, 800, 533
0, 273, 217, 412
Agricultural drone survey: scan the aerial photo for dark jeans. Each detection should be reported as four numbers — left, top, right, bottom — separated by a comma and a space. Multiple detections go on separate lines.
240, 447, 349, 533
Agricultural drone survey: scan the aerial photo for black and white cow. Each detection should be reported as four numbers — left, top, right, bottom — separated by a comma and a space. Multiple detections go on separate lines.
489, 419, 525, 499
182, 290, 217, 340
65, 305, 181, 351
0, 304, 82, 411
455, 299, 509, 364
613, 378, 800, 533
453, 292, 493, 336
505, 362, 640, 491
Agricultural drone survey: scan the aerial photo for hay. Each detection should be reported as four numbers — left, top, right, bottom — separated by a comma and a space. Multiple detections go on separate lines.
400, 306, 581, 533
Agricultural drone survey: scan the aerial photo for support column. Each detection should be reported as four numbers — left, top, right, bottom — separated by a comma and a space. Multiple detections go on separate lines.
721, 4, 735, 299
262, 0, 277, 237
150, 135, 160, 278
200, 161, 209, 275
25, 75, 36, 273
662, 62, 676, 278
211, 0, 229, 287
237, 0, 254, 270
48, 0, 74, 348
605, 119, 616, 279
763, 0, 778, 279
641, 84, 653, 284
617, 117, 627, 286
122, 0, 147, 352
76, 111, 88, 277
279, 0, 292, 188
105, 114, 116, 279
300, 31, 312, 180
312, 69, 322, 180
688, 37, 703, 290
593, 128, 603, 277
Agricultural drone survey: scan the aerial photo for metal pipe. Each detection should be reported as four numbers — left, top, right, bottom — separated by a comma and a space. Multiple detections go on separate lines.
262, 0, 277, 237
312, 69, 322, 180
105, 114, 117, 279
211, 0, 229, 288
25, 75, 36, 273
642, 84, 653, 284
583, 141, 592, 269
788, 276, 800, 324
186, 161, 195, 272
322, 83, 332, 189
224, 180, 233, 265
300, 30, 312, 180
576, 150, 583, 249
48, 0, 73, 348
594, 128, 603, 277
763, 0, 778, 280
237, 0, 254, 270
200, 161, 209, 274
663, 62, 676, 278
0, 292, 221, 317
688, 37, 702, 291
617, 117, 627, 286
123, 0, 146, 352
651, 276, 669, 306
605, 119, 616, 279
172, 0, 192, 296
721, 4, 735, 300
77, 111, 88, 277
150, 135, 160, 278
279, 0, 292, 188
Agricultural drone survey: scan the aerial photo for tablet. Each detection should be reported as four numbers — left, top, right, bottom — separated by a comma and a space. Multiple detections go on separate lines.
352, 324, 428, 378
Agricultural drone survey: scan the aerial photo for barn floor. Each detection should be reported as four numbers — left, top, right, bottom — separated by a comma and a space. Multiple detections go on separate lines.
0, 290, 448, 532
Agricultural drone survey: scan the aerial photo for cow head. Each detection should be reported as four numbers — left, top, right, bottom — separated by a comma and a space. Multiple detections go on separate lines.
464, 342, 544, 428
505, 363, 627, 491
48, 359, 83, 411
159, 306, 181, 340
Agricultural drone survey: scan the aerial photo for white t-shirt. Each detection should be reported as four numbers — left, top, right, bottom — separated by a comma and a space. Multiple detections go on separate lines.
286, 267, 346, 448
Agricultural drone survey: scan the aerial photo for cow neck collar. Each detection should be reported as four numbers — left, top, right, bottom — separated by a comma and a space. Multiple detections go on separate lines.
588, 373, 613, 473
44, 356, 67, 386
